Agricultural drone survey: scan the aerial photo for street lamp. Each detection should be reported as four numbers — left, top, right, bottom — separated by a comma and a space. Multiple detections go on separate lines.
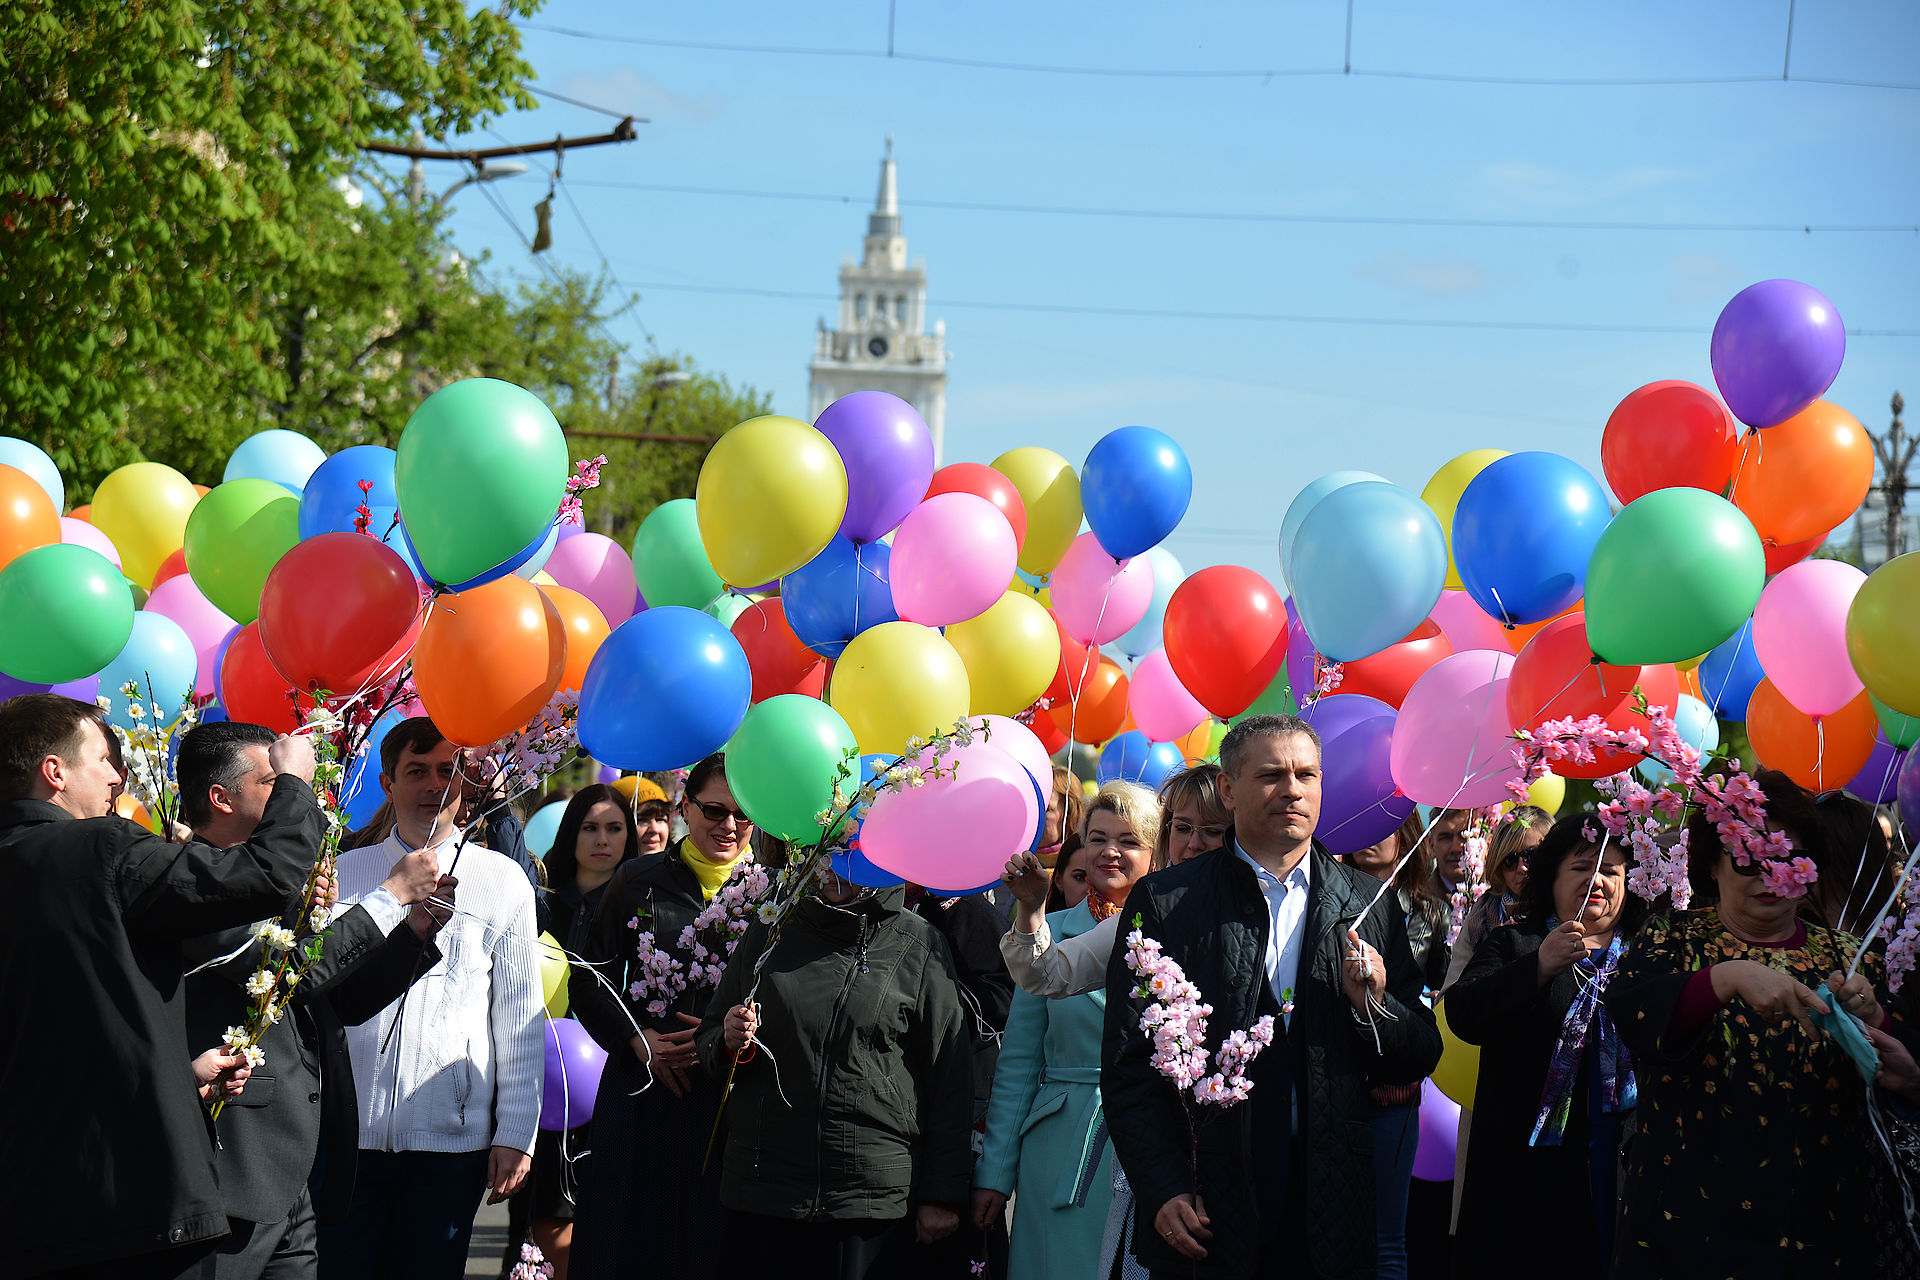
438, 160, 530, 206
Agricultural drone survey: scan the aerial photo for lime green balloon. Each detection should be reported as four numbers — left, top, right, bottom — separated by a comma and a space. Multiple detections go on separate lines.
633, 498, 723, 610
1585, 489, 1764, 666
1228, 662, 1299, 726
1874, 695, 1920, 750
725, 693, 858, 843
0, 544, 135, 682
395, 378, 569, 587
184, 479, 299, 624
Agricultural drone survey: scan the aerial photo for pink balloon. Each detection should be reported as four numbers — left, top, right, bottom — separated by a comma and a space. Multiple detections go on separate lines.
858, 741, 1040, 894
1430, 589, 1510, 654
144, 575, 240, 699
543, 532, 638, 625
889, 493, 1018, 627
60, 516, 120, 570
1390, 650, 1522, 808
1752, 558, 1866, 717
1128, 649, 1208, 743
1050, 531, 1153, 645
971, 714, 1052, 794
1413, 1079, 1462, 1181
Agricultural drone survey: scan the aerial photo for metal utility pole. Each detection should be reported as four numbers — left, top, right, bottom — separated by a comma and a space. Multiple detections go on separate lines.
364, 118, 641, 163
1866, 391, 1915, 565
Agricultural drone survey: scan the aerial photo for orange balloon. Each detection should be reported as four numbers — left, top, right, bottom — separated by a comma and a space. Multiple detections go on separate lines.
193, 484, 211, 497
1745, 679, 1875, 792
1050, 655, 1129, 744
1730, 400, 1874, 547
538, 584, 610, 693
114, 792, 159, 833
67, 504, 91, 523
0, 464, 60, 572
414, 577, 566, 747
1174, 718, 1214, 763
1678, 666, 1704, 703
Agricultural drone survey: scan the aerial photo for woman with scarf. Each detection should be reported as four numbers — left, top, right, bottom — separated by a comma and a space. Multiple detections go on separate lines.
567, 754, 757, 1280
1447, 813, 1645, 1279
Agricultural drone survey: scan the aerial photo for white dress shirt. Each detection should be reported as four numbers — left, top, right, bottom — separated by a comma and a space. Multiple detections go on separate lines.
1234, 840, 1312, 1026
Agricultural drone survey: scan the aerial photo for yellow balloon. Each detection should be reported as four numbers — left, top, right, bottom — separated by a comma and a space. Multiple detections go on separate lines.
1526, 771, 1565, 815
828, 621, 970, 755
530, 570, 558, 587
992, 447, 1082, 575
536, 931, 571, 1018
947, 591, 1061, 717
1421, 449, 1509, 591
91, 461, 201, 589
1431, 1001, 1480, 1106
1847, 553, 1920, 717
696, 415, 847, 588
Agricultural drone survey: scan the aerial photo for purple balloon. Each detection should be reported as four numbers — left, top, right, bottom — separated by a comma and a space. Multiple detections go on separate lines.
1710, 279, 1845, 429
0, 672, 101, 704
1846, 733, 1904, 805
1900, 748, 1920, 832
1285, 596, 1318, 695
814, 391, 936, 543
1299, 693, 1413, 855
540, 1018, 608, 1131
1413, 1079, 1461, 1181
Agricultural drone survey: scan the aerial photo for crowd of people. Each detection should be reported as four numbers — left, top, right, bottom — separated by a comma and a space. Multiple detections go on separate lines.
5, 687, 1920, 1280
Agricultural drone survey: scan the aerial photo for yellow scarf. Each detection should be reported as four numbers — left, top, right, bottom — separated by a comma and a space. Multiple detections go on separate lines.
680, 836, 749, 901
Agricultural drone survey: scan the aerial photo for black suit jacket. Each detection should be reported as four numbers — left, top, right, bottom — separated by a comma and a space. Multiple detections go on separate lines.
183, 879, 439, 1226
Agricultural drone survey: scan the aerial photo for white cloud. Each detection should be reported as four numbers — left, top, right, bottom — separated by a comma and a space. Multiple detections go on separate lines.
1354, 250, 1488, 295
1476, 161, 1697, 208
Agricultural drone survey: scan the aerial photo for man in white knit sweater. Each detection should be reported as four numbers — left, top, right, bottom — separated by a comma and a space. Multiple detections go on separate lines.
319, 718, 542, 1280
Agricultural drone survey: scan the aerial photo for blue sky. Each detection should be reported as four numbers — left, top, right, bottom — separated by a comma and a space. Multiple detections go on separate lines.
382, 0, 1920, 578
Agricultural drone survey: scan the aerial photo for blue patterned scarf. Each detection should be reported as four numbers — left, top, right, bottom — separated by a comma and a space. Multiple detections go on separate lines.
1530, 925, 1635, 1147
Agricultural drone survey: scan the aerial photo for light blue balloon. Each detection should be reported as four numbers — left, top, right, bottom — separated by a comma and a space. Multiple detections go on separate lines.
1278, 470, 1387, 589
225, 429, 328, 494
1289, 482, 1447, 663
1636, 694, 1720, 786
0, 437, 64, 513
1114, 546, 1185, 659
514, 522, 561, 580
1097, 730, 1184, 789
525, 800, 567, 860
97, 612, 198, 730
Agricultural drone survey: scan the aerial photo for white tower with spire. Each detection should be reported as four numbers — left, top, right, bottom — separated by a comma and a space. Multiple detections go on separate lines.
809, 138, 949, 460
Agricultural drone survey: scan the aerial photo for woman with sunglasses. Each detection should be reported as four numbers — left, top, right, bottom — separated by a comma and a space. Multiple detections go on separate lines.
1602, 770, 1913, 1279
567, 754, 755, 1280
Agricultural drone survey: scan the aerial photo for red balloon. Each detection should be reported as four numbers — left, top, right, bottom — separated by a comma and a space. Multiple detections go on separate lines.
1032, 712, 1068, 756
732, 598, 828, 703
1163, 566, 1289, 718
1338, 619, 1453, 709
1762, 533, 1823, 576
152, 547, 190, 588
220, 622, 321, 734
1600, 380, 1740, 505
926, 463, 1028, 553
1507, 614, 1679, 779
259, 534, 423, 696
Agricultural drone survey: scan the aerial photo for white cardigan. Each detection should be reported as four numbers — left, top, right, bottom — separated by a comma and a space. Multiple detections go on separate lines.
999, 910, 1119, 999
335, 832, 543, 1157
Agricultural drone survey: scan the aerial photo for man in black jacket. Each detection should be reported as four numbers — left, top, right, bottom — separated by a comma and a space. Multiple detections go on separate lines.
1103, 714, 1441, 1280
0, 694, 325, 1280
173, 722, 453, 1280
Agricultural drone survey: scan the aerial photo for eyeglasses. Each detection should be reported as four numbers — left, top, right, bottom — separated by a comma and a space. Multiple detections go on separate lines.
1499, 853, 1528, 871
685, 797, 750, 826
1729, 857, 1764, 877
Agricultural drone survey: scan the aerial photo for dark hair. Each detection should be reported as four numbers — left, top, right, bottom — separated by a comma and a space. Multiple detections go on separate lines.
1219, 714, 1322, 778
176, 721, 277, 826
0, 694, 109, 801
634, 797, 672, 826
1386, 810, 1442, 908
1518, 812, 1649, 937
543, 785, 639, 889
1805, 789, 1898, 934
1045, 833, 1087, 913
684, 752, 728, 804
1685, 768, 1824, 905
380, 716, 447, 776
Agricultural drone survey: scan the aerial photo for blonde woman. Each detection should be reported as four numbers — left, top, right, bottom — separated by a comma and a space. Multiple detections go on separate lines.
1439, 804, 1551, 995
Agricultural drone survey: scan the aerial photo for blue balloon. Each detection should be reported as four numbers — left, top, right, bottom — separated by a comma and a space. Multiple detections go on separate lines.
1289, 482, 1447, 663
525, 799, 568, 860
577, 606, 751, 771
0, 437, 64, 512
401, 516, 552, 592
1279, 470, 1387, 589
97, 612, 198, 730
1114, 547, 1185, 659
225, 428, 327, 494
1452, 452, 1611, 625
1082, 425, 1193, 560
300, 446, 422, 577
1097, 730, 1183, 789
1636, 694, 1721, 786
781, 537, 898, 660
340, 706, 406, 829
1697, 619, 1764, 721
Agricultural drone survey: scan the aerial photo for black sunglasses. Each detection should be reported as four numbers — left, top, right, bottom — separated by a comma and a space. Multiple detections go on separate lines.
1498, 852, 1528, 871
684, 797, 750, 825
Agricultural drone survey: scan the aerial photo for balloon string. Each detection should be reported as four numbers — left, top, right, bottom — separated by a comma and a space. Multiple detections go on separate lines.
1700, 621, 1750, 714
1835, 746, 1907, 937
1067, 572, 1121, 768
1845, 816, 1918, 984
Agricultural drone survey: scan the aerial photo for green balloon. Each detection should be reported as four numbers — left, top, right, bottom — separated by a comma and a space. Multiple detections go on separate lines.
1229, 661, 1299, 726
725, 693, 858, 843
1874, 695, 1920, 750
184, 479, 299, 624
1585, 489, 1764, 666
704, 591, 754, 628
0, 544, 135, 682
633, 498, 723, 610
395, 378, 569, 587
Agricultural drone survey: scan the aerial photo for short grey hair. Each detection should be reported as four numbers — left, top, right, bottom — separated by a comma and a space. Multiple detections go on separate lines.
1219, 714, 1323, 778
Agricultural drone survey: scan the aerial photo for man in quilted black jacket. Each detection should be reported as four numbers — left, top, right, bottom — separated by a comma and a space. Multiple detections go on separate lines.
1103, 714, 1441, 1279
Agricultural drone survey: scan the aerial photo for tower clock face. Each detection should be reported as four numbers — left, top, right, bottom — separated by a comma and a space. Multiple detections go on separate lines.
867, 335, 890, 359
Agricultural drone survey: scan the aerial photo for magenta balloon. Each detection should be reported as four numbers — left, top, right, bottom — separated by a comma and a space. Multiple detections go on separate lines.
972, 714, 1052, 795
1128, 649, 1209, 743
1846, 732, 1904, 805
859, 741, 1039, 894
1051, 531, 1153, 645
145, 575, 240, 698
543, 532, 638, 625
1390, 650, 1523, 808
539, 1017, 609, 1131
1430, 590, 1510, 654
1300, 693, 1412, 855
1710, 279, 1846, 429
1413, 1079, 1462, 1181
60, 516, 121, 571
814, 391, 936, 543
888, 492, 1018, 627
1751, 559, 1864, 718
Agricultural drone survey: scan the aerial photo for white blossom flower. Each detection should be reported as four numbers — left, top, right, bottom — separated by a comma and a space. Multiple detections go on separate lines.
244, 970, 277, 997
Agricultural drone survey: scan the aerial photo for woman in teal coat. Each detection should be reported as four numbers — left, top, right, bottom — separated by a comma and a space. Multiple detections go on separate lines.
973, 782, 1161, 1280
